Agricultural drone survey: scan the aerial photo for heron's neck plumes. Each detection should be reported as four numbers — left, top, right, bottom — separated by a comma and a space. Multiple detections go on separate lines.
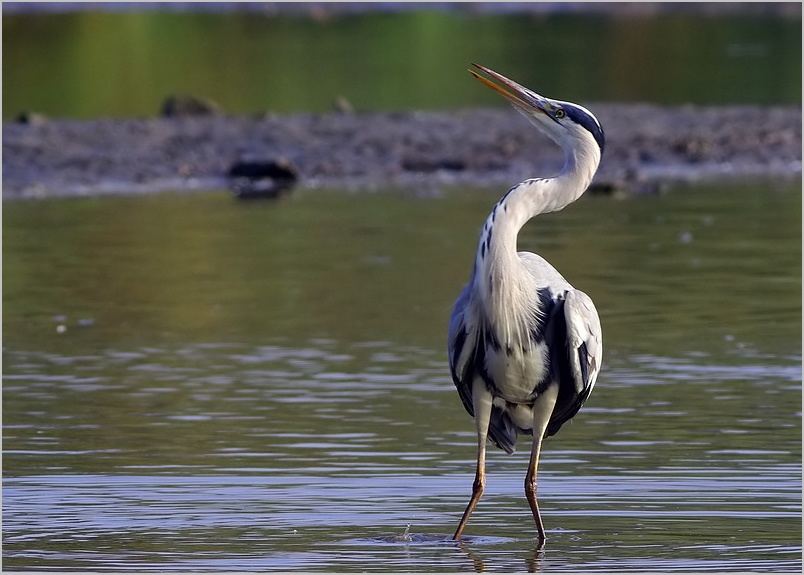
482, 132, 600, 254
472, 133, 600, 332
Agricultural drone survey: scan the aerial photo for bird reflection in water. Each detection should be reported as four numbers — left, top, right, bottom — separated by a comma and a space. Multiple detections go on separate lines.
454, 537, 546, 572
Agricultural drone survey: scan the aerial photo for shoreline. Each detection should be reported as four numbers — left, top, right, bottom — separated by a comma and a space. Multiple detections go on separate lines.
3, 104, 801, 200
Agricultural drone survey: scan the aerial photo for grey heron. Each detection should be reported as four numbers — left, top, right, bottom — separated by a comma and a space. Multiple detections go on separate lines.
448, 64, 604, 544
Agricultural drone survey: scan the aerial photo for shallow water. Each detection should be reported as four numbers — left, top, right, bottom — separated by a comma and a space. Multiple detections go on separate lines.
3, 181, 801, 571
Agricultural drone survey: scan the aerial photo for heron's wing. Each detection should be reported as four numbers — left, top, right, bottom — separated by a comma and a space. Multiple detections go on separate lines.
448, 284, 520, 454
545, 289, 602, 437
447, 285, 477, 417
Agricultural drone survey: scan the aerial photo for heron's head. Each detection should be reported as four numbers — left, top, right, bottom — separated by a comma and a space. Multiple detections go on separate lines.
470, 63, 605, 155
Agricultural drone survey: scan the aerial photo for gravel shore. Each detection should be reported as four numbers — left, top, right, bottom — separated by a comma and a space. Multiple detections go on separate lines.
3, 103, 801, 200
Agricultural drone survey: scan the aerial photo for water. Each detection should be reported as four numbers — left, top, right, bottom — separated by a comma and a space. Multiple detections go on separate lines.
3, 8, 801, 120
3, 182, 801, 571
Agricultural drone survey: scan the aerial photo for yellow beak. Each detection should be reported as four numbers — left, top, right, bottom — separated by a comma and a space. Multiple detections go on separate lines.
469, 63, 550, 116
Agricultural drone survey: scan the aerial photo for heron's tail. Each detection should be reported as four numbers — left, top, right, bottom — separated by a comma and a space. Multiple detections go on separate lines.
488, 405, 519, 454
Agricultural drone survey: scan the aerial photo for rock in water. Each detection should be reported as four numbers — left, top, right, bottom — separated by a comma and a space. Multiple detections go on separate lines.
227, 158, 299, 199
161, 94, 221, 117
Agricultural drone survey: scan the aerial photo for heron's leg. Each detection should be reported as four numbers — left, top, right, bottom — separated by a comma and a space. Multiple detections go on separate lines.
525, 384, 559, 545
453, 379, 493, 541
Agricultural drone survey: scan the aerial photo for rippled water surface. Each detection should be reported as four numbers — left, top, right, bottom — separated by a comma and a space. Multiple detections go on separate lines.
3, 182, 801, 571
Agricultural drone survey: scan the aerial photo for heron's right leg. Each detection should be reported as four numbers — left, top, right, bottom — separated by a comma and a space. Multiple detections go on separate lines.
453, 379, 493, 541
525, 384, 558, 546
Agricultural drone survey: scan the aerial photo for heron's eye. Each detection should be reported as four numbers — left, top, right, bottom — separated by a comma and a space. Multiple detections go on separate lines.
554, 108, 566, 119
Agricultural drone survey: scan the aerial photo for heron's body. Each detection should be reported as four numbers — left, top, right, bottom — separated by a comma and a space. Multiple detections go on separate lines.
449, 253, 594, 447
448, 65, 604, 545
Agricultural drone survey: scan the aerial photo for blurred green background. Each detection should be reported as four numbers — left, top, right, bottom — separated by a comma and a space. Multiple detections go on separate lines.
3, 4, 802, 120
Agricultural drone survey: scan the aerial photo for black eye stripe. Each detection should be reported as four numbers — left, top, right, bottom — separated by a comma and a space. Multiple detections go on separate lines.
562, 103, 605, 153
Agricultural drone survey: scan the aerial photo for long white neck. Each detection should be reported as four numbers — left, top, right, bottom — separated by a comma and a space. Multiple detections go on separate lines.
471, 134, 600, 343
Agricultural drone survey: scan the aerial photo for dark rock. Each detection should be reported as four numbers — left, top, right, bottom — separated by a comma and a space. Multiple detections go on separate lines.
587, 179, 629, 197
227, 157, 299, 199
161, 94, 221, 117
588, 177, 665, 198
401, 156, 466, 173
14, 111, 47, 126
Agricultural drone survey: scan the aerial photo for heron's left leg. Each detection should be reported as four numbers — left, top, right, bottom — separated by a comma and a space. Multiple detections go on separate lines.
453, 378, 493, 540
525, 384, 559, 545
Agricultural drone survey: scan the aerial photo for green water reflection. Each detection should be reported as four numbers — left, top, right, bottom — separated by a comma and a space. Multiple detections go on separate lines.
3, 181, 801, 357
3, 9, 801, 119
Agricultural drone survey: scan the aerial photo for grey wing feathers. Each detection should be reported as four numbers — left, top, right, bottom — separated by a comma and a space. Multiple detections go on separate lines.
564, 290, 602, 395
545, 289, 602, 437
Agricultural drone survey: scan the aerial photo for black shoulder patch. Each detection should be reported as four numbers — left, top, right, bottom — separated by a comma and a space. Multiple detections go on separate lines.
529, 288, 558, 343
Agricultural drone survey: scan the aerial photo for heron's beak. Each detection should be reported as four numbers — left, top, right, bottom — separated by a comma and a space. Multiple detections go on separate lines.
470, 63, 550, 116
